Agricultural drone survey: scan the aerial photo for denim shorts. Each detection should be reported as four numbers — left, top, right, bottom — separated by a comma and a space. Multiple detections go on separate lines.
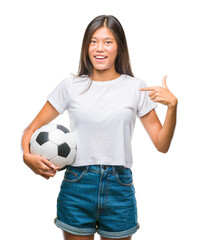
54, 165, 140, 239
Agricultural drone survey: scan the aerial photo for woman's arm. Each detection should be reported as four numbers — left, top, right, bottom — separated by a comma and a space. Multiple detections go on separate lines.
139, 75, 178, 153
22, 101, 60, 179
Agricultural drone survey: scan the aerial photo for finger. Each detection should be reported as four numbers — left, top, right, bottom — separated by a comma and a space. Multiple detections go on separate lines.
139, 87, 158, 91
45, 171, 57, 177
53, 166, 61, 171
150, 95, 160, 102
162, 75, 168, 88
148, 91, 156, 97
55, 167, 62, 171
45, 169, 57, 173
40, 174, 50, 180
41, 157, 57, 170
42, 163, 60, 172
150, 95, 157, 101
41, 169, 57, 178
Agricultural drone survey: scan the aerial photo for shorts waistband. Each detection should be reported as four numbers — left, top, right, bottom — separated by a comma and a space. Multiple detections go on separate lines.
84, 165, 124, 173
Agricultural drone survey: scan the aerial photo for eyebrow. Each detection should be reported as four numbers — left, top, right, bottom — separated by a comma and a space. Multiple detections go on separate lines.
91, 36, 114, 40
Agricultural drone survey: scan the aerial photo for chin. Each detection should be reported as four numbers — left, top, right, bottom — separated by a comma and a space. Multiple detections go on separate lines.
92, 66, 107, 71
93, 63, 112, 71
95, 67, 108, 71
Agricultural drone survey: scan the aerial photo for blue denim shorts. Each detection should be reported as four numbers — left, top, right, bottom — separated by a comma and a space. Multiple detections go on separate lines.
54, 165, 140, 239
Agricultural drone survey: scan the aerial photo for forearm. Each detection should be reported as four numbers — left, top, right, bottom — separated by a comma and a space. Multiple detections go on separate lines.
157, 103, 178, 153
21, 101, 60, 156
21, 126, 34, 156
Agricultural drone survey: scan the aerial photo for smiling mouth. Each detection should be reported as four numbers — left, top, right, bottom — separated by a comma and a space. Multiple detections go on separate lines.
94, 56, 107, 61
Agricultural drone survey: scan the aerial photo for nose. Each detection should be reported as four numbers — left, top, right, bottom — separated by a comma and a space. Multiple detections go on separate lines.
96, 41, 104, 52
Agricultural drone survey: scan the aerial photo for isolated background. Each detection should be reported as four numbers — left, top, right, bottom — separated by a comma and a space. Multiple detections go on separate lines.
0, 0, 197, 239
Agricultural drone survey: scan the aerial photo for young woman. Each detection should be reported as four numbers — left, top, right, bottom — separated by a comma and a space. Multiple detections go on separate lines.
21, 15, 178, 240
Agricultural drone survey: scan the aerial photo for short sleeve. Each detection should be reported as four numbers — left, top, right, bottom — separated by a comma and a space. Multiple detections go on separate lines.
47, 77, 72, 114
137, 78, 158, 118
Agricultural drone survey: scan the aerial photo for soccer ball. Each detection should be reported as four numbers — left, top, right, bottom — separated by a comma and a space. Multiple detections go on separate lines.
29, 124, 77, 171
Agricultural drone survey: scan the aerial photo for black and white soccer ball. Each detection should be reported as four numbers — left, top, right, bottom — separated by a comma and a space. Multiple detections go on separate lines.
29, 124, 77, 171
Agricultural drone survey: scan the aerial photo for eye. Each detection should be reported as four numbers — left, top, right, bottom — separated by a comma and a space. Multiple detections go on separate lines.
105, 41, 112, 45
90, 40, 96, 44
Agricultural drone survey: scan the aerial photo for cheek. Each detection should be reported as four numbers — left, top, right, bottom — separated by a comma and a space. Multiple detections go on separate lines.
88, 45, 92, 57
88, 47, 91, 59
88, 45, 95, 55
109, 47, 118, 60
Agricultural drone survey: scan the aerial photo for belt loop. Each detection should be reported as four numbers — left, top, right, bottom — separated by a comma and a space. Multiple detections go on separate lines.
112, 166, 116, 174
85, 166, 89, 173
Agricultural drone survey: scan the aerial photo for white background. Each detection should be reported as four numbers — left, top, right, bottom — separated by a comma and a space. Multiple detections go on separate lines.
0, 0, 197, 239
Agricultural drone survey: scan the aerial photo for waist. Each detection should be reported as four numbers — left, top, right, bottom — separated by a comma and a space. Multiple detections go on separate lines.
69, 164, 126, 173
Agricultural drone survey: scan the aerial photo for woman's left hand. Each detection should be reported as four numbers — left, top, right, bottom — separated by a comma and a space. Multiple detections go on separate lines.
139, 75, 178, 107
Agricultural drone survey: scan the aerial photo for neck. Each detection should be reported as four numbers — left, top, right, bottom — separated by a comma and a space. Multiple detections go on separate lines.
90, 69, 121, 81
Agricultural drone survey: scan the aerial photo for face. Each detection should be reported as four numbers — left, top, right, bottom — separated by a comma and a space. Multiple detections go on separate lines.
88, 27, 118, 74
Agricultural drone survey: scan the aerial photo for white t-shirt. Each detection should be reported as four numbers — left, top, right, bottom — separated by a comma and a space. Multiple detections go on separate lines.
47, 74, 157, 169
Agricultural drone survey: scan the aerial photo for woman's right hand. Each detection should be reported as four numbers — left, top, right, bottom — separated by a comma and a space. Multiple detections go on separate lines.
23, 152, 60, 180
21, 101, 61, 180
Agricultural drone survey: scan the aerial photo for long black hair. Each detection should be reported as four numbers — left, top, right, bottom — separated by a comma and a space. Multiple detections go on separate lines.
76, 15, 134, 93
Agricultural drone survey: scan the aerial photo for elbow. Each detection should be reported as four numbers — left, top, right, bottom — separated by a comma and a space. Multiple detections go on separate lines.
158, 148, 169, 154
156, 144, 170, 154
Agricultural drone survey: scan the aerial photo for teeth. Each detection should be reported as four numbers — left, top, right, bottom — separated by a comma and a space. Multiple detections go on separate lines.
95, 56, 106, 59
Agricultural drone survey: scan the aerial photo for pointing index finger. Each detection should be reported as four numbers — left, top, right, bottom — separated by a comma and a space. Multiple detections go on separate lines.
139, 87, 156, 91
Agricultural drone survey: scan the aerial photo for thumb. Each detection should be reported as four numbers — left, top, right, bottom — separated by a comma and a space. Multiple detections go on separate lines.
162, 75, 168, 88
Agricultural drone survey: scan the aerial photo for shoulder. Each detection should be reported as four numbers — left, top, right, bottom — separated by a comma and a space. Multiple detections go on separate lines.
72, 75, 89, 84
122, 74, 147, 88
57, 75, 88, 87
